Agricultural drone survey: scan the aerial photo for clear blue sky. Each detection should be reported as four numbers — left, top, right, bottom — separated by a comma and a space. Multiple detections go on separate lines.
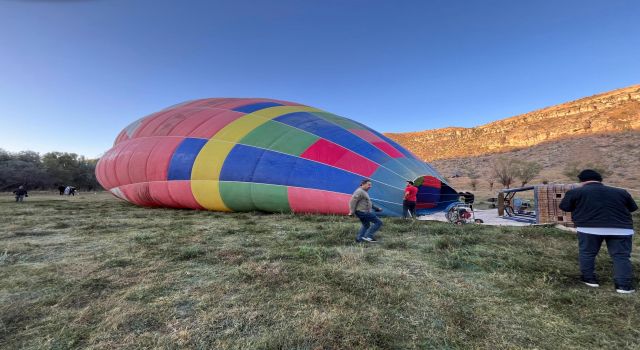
1, 0, 639, 158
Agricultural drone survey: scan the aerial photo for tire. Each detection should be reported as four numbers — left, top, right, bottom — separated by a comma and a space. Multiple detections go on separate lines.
455, 220, 464, 225
474, 219, 484, 224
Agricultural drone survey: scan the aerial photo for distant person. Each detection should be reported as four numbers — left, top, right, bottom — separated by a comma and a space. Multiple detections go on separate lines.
459, 191, 475, 210
13, 185, 28, 202
69, 187, 76, 196
64, 186, 71, 195
403, 180, 418, 219
349, 179, 383, 243
58, 185, 65, 195
559, 169, 638, 294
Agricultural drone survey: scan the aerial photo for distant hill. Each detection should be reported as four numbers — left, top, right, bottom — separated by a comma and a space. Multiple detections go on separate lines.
385, 85, 640, 162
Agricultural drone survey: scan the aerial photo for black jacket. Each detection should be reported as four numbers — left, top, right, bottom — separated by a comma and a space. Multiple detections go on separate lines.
13, 188, 28, 196
559, 182, 637, 229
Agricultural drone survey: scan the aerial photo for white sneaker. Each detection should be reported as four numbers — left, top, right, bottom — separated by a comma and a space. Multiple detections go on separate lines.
580, 277, 599, 288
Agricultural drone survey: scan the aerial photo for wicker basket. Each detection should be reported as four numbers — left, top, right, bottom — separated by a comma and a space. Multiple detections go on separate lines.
535, 184, 577, 227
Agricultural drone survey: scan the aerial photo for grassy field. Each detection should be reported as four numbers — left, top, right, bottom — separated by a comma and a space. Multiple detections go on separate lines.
1, 193, 639, 349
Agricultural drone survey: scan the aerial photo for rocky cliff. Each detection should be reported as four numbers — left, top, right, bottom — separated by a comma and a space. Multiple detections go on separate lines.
385, 85, 640, 161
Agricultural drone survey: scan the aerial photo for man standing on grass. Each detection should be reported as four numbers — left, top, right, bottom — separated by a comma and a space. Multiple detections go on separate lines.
349, 179, 383, 243
13, 185, 28, 202
560, 169, 638, 294
403, 180, 418, 219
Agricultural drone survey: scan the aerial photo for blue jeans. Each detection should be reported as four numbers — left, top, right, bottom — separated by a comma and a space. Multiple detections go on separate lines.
577, 232, 634, 287
355, 211, 382, 241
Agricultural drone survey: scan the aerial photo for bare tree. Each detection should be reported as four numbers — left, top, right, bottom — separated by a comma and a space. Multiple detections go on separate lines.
562, 162, 582, 181
487, 178, 495, 191
462, 165, 480, 191
514, 160, 542, 187
563, 161, 612, 181
491, 157, 516, 189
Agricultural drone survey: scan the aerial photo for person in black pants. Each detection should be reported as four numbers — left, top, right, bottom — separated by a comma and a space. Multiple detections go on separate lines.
560, 169, 638, 293
403, 181, 418, 219
13, 186, 28, 202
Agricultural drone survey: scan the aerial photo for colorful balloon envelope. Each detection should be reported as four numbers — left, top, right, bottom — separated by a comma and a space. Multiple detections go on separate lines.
96, 98, 458, 216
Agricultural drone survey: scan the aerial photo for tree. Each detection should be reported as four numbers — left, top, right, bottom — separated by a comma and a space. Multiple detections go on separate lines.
487, 178, 495, 191
73, 157, 100, 190
0, 149, 101, 191
0, 148, 12, 162
42, 152, 80, 186
0, 150, 51, 190
491, 157, 516, 189
562, 162, 612, 181
514, 160, 542, 187
462, 165, 480, 191
16, 151, 41, 163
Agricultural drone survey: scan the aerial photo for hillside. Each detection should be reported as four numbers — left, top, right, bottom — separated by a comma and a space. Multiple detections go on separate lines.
430, 131, 640, 197
385, 85, 640, 161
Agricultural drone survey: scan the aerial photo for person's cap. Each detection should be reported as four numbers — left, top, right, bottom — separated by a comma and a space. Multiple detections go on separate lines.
577, 169, 602, 182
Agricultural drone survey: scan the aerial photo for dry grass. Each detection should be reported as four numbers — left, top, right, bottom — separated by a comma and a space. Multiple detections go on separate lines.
1, 192, 639, 349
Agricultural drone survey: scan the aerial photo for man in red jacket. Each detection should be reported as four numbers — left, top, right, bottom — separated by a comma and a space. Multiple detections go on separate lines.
403, 180, 418, 219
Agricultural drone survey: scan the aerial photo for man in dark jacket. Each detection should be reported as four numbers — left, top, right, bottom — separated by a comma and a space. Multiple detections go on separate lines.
559, 169, 638, 293
13, 185, 28, 202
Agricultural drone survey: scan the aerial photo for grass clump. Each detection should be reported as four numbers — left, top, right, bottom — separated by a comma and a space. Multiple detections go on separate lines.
297, 245, 338, 263
175, 245, 206, 261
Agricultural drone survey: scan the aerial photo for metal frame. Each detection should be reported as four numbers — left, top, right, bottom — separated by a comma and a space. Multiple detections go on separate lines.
497, 186, 536, 223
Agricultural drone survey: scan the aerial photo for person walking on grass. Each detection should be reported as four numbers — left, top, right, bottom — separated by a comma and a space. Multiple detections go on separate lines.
349, 179, 383, 243
559, 169, 638, 294
13, 185, 28, 202
403, 180, 418, 219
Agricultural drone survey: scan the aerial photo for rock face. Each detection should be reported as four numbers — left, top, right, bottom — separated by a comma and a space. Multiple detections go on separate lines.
385, 85, 640, 161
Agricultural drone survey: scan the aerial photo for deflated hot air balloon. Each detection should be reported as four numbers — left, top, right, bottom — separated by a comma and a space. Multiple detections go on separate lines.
96, 98, 458, 216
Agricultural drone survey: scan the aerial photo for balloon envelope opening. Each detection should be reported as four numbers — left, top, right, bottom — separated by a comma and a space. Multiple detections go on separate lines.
414, 175, 458, 215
